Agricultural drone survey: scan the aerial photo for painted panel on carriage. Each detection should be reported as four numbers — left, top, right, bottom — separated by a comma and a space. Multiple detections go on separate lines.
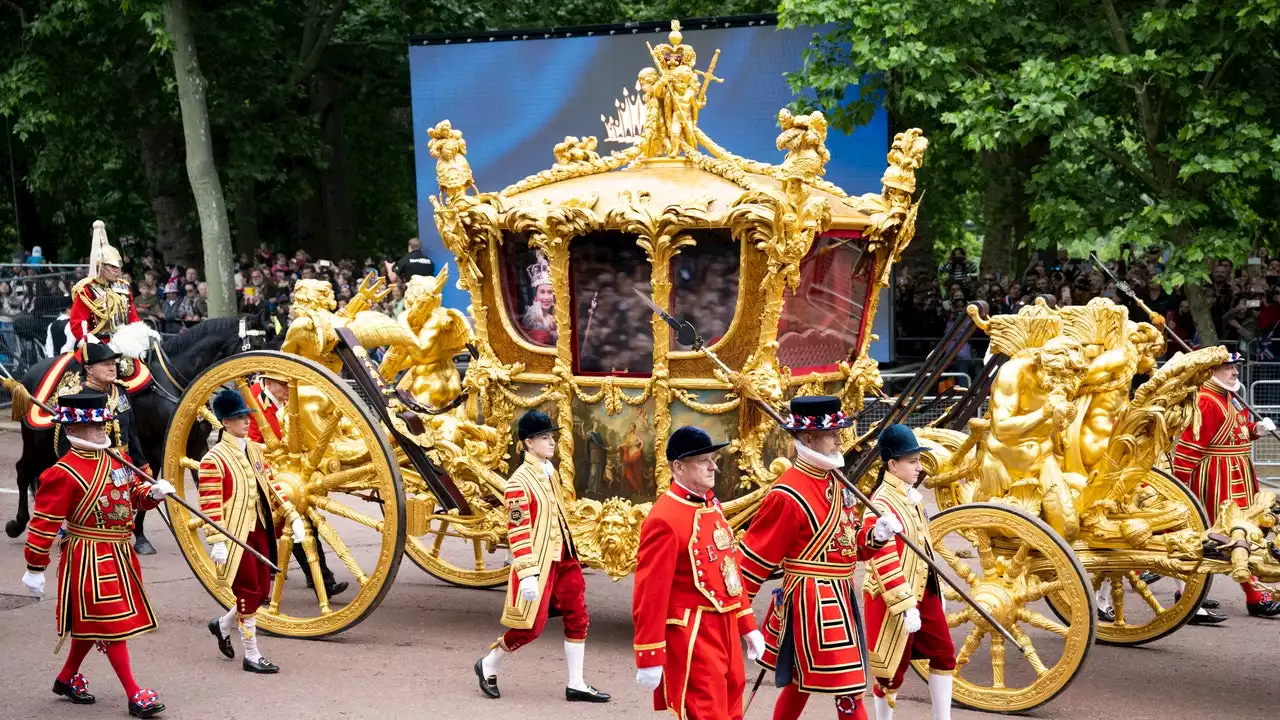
409, 23, 892, 360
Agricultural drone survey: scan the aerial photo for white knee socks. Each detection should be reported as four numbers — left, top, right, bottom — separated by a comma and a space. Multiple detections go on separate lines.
565, 640, 587, 690
481, 646, 507, 678
928, 673, 953, 720
873, 692, 893, 720
218, 607, 237, 636
238, 613, 261, 662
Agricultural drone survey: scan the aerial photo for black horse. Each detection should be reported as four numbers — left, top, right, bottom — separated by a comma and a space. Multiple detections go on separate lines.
5, 317, 270, 552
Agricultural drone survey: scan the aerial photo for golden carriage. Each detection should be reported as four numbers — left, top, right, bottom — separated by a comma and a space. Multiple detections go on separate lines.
157, 21, 1280, 716
162, 22, 914, 638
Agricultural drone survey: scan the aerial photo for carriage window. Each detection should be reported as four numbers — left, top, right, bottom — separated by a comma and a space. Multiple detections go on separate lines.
502, 233, 559, 348
777, 233, 873, 372
571, 231, 653, 375
670, 230, 739, 349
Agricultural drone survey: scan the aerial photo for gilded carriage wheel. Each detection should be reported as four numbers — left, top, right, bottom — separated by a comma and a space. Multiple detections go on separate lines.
405, 507, 509, 589
163, 351, 405, 639
1045, 471, 1213, 647
910, 503, 1095, 714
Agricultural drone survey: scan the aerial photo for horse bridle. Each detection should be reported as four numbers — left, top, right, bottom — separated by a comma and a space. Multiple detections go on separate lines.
145, 318, 257, 404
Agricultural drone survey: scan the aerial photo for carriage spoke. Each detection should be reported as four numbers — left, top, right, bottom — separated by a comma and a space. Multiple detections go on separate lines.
1017, 608, 1070, 637
954, 626, 986, 670
308, 508, 369, 586
1110, 574, 1126, 626
936, 546, 979, 586
429, 521, 447, 556
311, 466, 379, 495
1009, 623, 1049, 677
990, 634, 1007, 689
946, 608, 974, 629
1127, 570, 1166, 614
266, 535, 294, 615
310, 495, 384, 531
473, 539, 486, 572
972, 529, 996, 574
296, 530, 332, 614
304, 417, 343, 474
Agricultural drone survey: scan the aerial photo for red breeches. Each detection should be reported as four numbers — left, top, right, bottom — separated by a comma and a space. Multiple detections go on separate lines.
232, 524, 272, 615
501, 557, 589, 651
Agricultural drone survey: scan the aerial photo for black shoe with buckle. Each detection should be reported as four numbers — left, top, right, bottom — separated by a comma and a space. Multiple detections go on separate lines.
306, 578, 350, 597
243, 657, 279, 674
1137, 571, 1162, 585
566, 686, 611, 703
475, 659, 500, 698
208, 618, 234, 659
1097, 606, 1116, 623
1247, 598, 1280, 617
1188, 608, 1228, 625
1174, 590, 1220, 610
128, 688, 164, 718
52, 673, 95, 704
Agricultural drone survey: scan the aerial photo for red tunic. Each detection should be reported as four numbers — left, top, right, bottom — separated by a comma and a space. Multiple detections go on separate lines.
739, 460, 867, 696
246, 382, 281, 444
633, 484, 757, 720
69, 278, 140, 343
24, 448, 161, 642
1173, 379, 1259, 524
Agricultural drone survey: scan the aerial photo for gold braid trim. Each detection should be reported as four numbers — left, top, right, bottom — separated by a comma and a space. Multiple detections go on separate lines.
670, 387, 740, 414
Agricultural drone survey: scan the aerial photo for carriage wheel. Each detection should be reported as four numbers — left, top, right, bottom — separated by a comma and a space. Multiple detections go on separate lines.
910, 503, 1095, 714
403, 471, 509, 589
1045, 471, 1213, 647
162, 351, 405, 639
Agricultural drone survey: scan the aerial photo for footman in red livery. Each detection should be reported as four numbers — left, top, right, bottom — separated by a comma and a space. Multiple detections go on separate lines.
21, 392, 171, 718
632, 425, 764, 720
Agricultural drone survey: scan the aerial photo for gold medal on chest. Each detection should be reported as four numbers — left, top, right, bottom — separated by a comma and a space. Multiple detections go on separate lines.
109, 489, 121, 501
721, 554, 743, 597
713, 524, 733, 551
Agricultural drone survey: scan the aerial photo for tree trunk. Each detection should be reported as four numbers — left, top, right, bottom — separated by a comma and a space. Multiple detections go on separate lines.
137, 119, 198, 268
165, 0, 235, 317
1175, 224, 1218, 345
979, 150, 1020, 285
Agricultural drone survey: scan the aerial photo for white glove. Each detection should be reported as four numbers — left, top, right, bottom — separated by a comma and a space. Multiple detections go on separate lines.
147, 479, 175, 500
905, 486, 923, 505
209, 542, 228, 566
291, 517, 307, 544
903, 606, 922, 633
744, 630, 766, 661
872, 514, 904, 543
1259, 418, 1276, 434
22, 570, 44, 597
636, 666, 663, 691
518, 575, 539, 602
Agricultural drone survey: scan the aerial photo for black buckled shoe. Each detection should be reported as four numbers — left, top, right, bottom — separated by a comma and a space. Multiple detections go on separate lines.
1137, 571, 1162, 585
1247, 597, 1280, 617
208, 618, 234, 659
1174, 590, 1220, 610
128, 688, 164, 718
1188, 608, 1228, 625
243, 657, 279, 674
306, 579, 349, 597
566, 686, 611, 703
1097, 607, 1116, 623
52, 673, 95, 704
475, 659, 500, 698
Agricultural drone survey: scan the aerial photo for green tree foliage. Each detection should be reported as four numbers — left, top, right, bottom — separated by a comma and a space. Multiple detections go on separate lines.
1, 1, 773, 271
782, 0, 1280, 342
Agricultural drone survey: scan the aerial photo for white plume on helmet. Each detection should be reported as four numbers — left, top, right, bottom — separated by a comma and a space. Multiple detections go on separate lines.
110, 321, 159, 360
87, 220, 122, 277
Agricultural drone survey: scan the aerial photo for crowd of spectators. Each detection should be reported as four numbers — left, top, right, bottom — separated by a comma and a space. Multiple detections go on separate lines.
0, 238, 437, 365
896, 245, 1280, 360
